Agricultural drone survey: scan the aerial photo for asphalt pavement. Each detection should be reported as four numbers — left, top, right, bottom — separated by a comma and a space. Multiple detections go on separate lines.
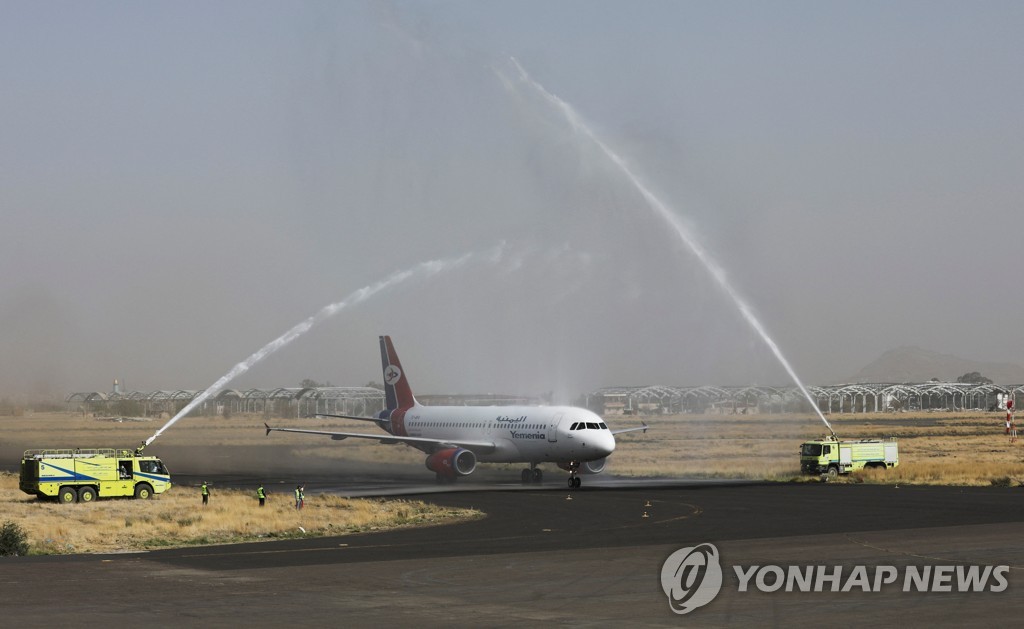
4, 481, 1024, 627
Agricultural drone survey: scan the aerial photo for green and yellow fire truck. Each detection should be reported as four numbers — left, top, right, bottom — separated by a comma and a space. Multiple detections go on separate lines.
800, 436, 899, 479
20, 447, 171, 503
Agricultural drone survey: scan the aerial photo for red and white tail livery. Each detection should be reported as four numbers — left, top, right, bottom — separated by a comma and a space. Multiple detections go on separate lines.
266, 336, 647, 488
380, 335, 416, 411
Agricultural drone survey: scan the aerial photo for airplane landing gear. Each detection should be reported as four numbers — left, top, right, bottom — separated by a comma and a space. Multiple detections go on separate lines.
565, 461, 581, 489
521, 464, 543, 484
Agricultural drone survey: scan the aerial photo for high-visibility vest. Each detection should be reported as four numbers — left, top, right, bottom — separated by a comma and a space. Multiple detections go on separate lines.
257, 487, 265, 499
201, 484, 209, 496
295, 488, 301, 500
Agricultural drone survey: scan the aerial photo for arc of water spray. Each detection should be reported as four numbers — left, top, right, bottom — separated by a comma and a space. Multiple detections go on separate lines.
143, 244, 506, 448
505, 58, 836, 437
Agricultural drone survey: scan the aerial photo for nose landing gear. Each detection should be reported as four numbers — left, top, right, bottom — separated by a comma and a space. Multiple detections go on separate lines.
565, 461, 582, 489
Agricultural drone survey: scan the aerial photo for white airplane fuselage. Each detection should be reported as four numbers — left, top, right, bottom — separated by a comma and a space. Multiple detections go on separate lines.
381, 404, 615, 464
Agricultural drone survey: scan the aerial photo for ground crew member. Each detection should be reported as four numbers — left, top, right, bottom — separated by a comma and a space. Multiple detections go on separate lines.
201, 481, 209, 506
257, 484, 266, 507
295, 484, 304, 510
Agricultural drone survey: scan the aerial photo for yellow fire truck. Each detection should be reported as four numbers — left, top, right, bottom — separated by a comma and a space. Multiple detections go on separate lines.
20, 447, 171, 503
800, 436, 899, 479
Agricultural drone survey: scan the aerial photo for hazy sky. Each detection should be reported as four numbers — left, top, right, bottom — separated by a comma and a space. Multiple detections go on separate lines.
3, 1, 1023, 400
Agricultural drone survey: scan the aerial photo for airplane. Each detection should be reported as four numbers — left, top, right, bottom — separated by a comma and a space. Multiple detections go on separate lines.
265, 335, 647, 488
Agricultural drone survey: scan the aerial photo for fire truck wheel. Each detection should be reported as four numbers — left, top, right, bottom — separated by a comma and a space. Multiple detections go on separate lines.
134, 483, 153, 500
78, 486, 97, 503
826, 466, 839, 480
58, 486, 78, 504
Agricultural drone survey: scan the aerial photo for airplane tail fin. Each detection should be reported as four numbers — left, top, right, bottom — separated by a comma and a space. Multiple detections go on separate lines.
379, 336, 417, 410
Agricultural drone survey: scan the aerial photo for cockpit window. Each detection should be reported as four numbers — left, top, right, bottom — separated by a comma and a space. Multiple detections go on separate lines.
801, 444, 821, 456
586, 422, 599, 430
599, 423, 608, 430
570, 422, 579, 430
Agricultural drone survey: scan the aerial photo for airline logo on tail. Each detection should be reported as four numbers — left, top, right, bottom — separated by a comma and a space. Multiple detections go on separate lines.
384, 365, 402, 386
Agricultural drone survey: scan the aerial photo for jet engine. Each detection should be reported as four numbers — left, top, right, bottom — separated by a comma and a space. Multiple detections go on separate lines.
426, 447, 477, 478
558, 458, 607, 474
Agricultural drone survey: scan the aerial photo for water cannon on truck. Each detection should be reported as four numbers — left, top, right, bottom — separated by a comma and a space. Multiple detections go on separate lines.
20, 447, 171, 503
800, 436, 898, 480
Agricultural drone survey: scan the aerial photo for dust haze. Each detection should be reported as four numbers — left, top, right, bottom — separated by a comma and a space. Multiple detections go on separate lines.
3, 3, 1024, 404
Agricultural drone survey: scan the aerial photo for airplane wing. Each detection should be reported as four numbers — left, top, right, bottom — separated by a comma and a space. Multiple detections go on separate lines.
265, 424, 497, 454
316, 413, 381, 423
612, 421, 649, 436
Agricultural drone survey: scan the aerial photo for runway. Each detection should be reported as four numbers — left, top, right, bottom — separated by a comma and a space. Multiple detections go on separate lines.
5, 481, 1024, 626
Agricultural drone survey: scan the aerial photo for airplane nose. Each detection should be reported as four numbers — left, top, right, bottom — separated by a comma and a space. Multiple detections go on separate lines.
597, 432, 615, 458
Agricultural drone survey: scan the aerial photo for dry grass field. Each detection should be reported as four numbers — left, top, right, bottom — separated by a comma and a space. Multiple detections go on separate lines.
607, 411, 1024, 485
2, 408, 1022, 555
0, 471, 480, 555
3, 408, 1023, 496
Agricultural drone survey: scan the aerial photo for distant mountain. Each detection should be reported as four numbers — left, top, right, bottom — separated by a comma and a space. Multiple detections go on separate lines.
849, 346, 1024, 384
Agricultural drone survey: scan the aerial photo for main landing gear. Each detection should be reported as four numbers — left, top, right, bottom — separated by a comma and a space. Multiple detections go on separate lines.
520, 464, 543, 485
